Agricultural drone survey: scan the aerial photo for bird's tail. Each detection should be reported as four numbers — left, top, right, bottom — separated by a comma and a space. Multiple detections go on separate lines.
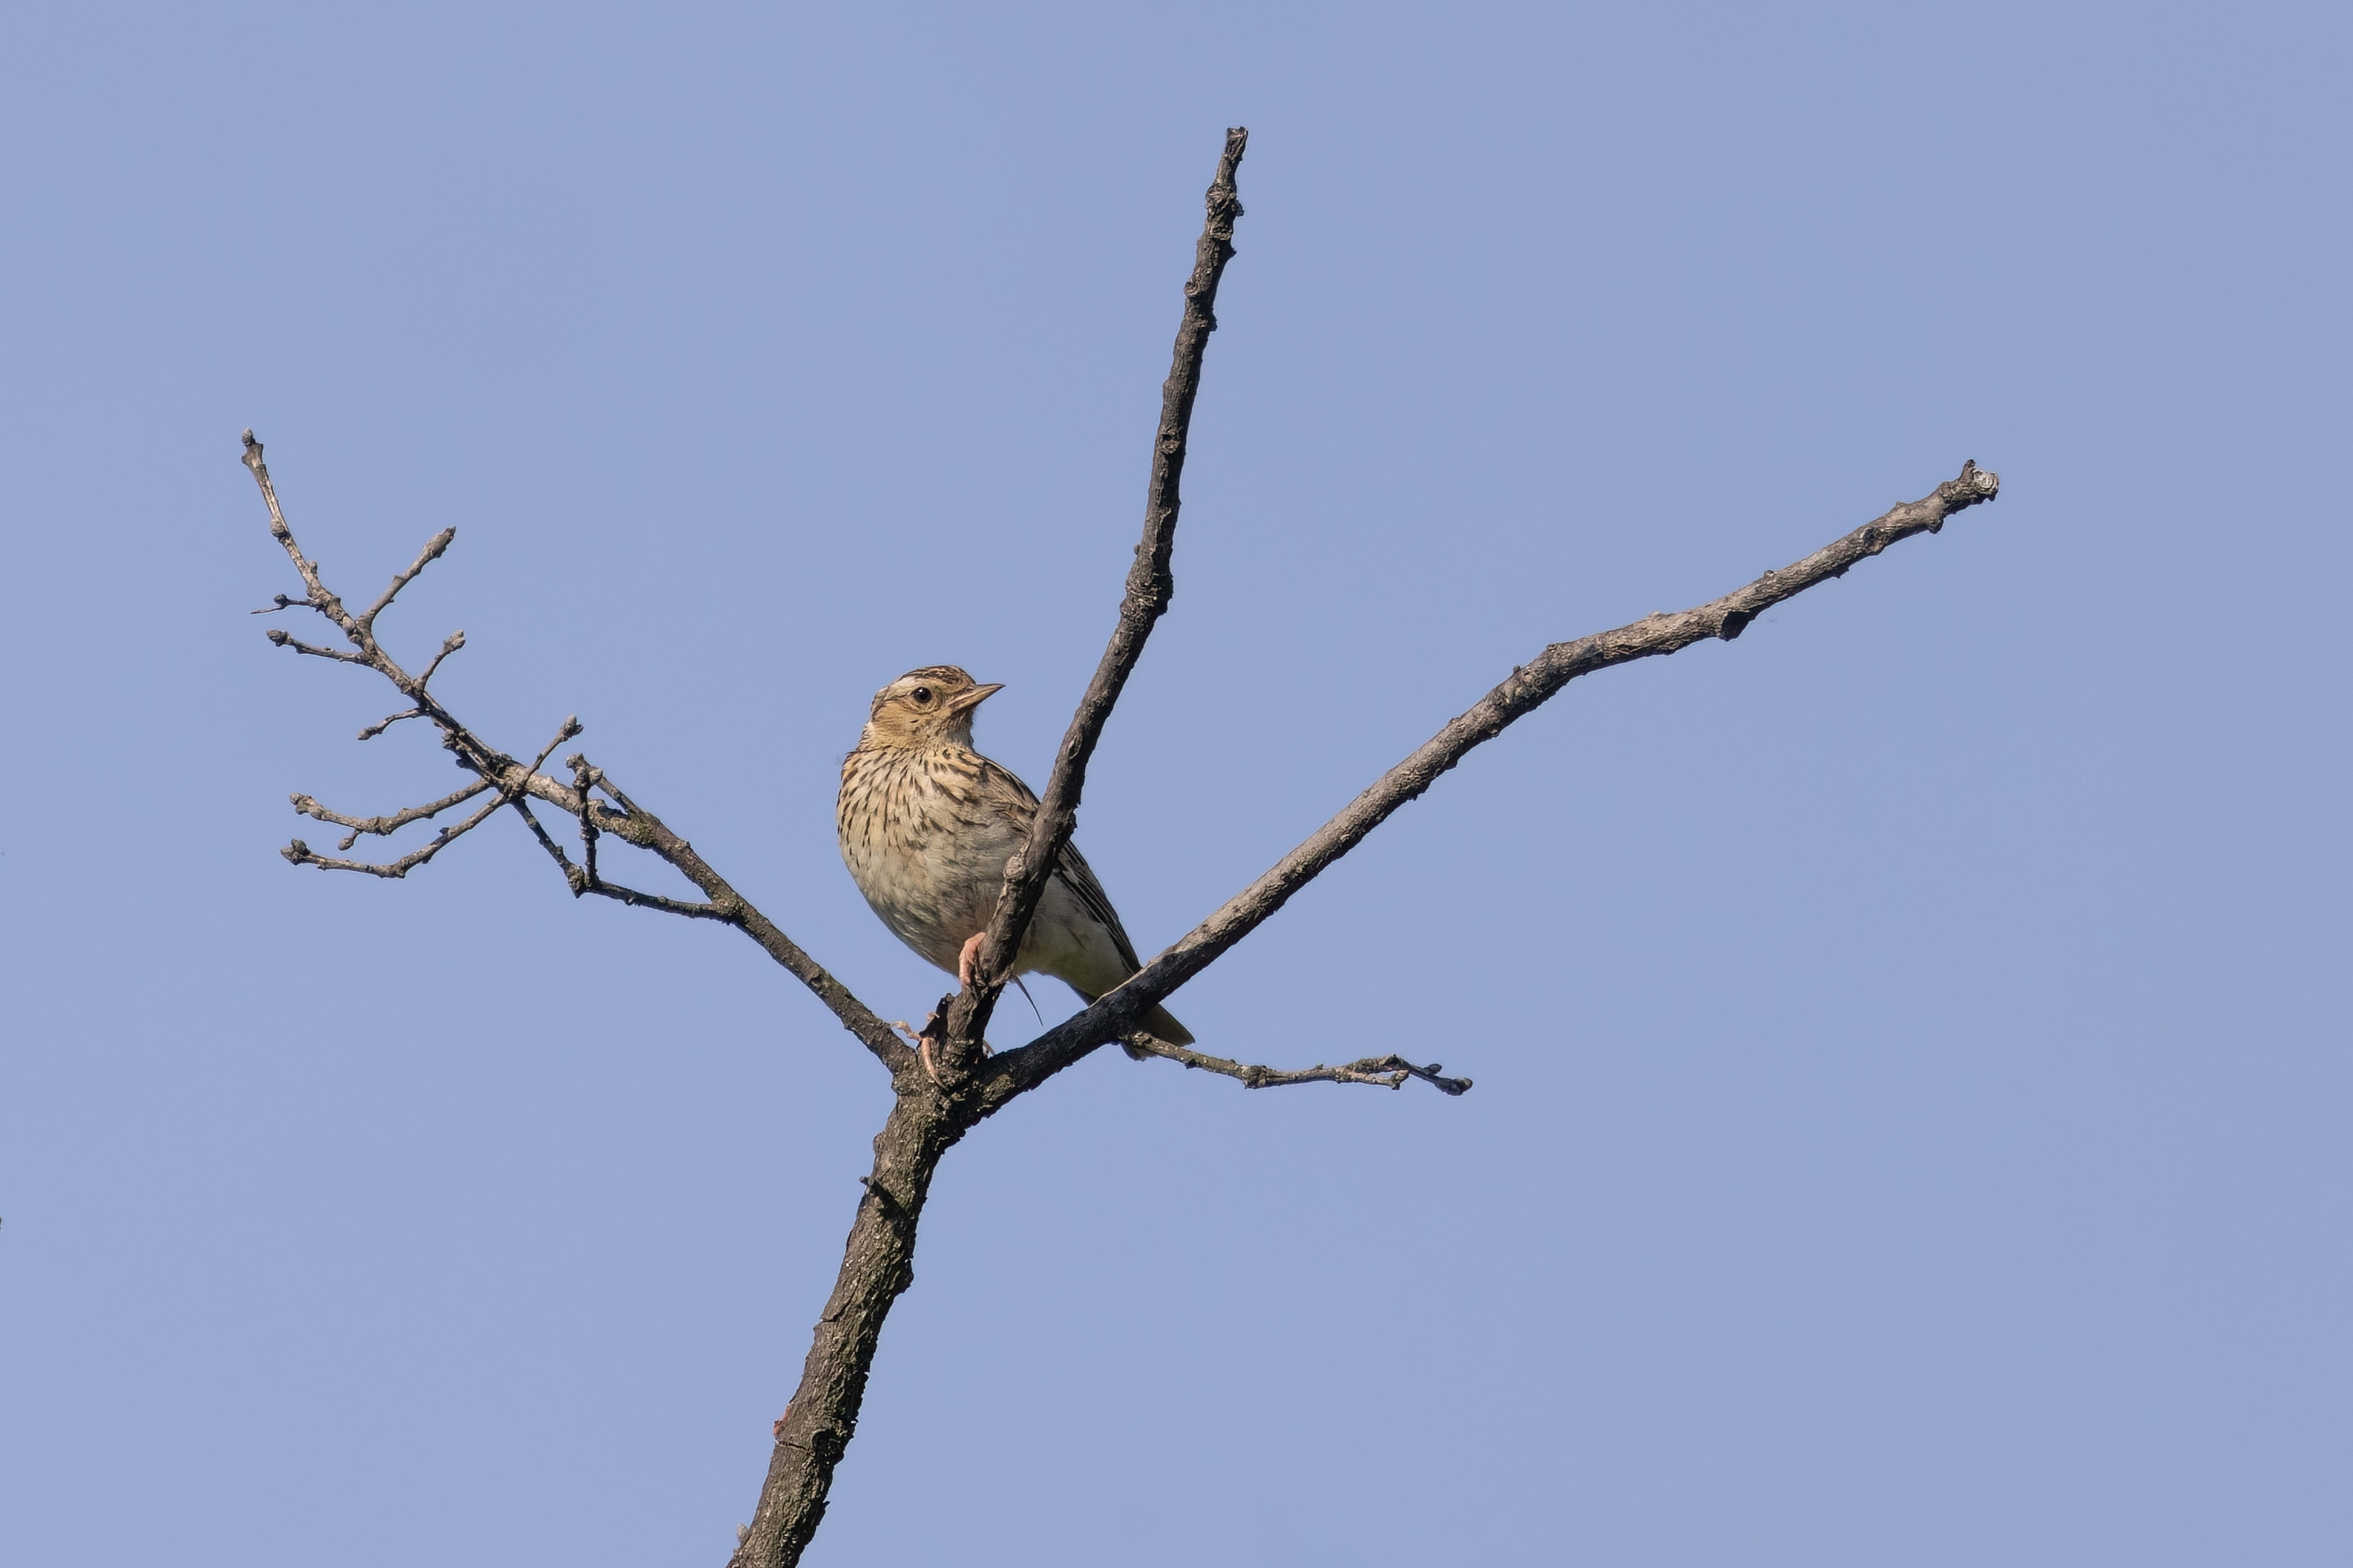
1134, 1002, 1193, 1052
1116, 1002, 1194, 1062
1074, 991, 1193, 1060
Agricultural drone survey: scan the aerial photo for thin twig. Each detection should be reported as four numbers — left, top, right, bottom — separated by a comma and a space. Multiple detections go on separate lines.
573, 756, 602, 886
419, 630, 465, 688
511, 794, 728, 919
359, 527, 456, 630
528, 756, 915, 1071
939, 125, 1249, 1071
244, 434, 903, 1067
511, 795, 581, 881
245, 432, 364, 652
283, 785, 509, 878
291, 777, 494, 847
264, 628, 370, 664
1123, 1035, 1472, 1094
356, 708, 424, 741
584, 882, 735, 920
981, 460, 2003, 1105
532, 715, 585, 773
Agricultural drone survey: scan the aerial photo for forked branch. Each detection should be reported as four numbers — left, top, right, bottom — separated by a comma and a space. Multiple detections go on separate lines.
247, 126, 2001, 1568
292, 777, 491, 846
243, 433, 912, 1074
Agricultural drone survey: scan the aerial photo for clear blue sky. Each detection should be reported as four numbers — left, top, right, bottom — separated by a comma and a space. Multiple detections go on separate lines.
4, 3, 2348, 1564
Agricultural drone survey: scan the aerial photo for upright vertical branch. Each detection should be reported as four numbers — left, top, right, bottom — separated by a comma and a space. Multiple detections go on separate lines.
937, 127, 1250, 1069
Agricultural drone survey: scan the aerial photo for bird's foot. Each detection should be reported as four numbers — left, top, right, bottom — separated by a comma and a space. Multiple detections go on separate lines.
894, 1019, 943, 1084
956, 931, 985, 987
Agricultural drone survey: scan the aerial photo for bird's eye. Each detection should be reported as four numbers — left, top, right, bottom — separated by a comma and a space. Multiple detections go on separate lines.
912, 687, 932, 703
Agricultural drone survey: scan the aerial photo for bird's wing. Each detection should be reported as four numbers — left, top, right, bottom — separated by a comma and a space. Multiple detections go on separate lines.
973, 754, 1143, 973
973, 754, 1042, 822
1051, 841, 1143, 973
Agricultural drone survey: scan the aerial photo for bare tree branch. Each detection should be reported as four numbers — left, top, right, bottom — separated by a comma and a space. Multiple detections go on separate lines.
979, 459, 2002, 1107
292, 777, 493, 846
242, 432, 912, 1075
284, 715, 581, 875
1124, 1034, 1472, 1094
283, 786, 508, 879
263, 627, 370, 664
359, 526, 455, 630
936, 125, 1249, 1072
508, 784, 733, 921
356, 707, 425, 741
418, 629, 465, 688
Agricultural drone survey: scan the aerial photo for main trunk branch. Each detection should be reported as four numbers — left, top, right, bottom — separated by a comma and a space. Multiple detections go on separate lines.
726, 1073, 959, 1568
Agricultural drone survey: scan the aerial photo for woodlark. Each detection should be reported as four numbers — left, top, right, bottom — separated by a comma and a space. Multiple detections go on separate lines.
837, 666, 1192, 1053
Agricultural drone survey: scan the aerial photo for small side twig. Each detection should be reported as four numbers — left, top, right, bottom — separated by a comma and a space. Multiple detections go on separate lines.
573, 756, 602, 885
419, 630, 466, 688
284, 785, 508, 878
292, 777, 494, 847
264, 628, 369, 664
359, 527, 456, 629
356, 708, 424, 741
1123, 1035, 1473, 1094
510, 794, 729, 919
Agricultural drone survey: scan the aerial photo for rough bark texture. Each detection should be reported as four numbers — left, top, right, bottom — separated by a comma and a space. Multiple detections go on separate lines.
242, 127, 2002, 1567
731, 1071, 959, 1566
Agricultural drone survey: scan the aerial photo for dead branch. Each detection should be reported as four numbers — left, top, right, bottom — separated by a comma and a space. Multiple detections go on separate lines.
978, 458, 2001, 1108
508, 779, 732, 921
360, 526, 454, 629
418, 629, 465, 688
356, 707, 425, 741
292, 777, 492, 846
1124, 1035, 1472, 1094
241, 432, 911, 1074
283, 787, 506, 878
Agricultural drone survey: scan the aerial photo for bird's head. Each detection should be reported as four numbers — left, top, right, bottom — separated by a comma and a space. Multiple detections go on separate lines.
859, 666, 1003, 750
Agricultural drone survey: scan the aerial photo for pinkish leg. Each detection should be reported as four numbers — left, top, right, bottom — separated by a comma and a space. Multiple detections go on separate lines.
957, 931, 985, 987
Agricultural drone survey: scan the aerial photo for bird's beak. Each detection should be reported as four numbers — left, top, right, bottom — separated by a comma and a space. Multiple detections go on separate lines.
949, 682, 1004, 713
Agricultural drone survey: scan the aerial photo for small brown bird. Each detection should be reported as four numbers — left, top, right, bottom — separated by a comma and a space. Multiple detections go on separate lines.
837, 666, 1192, 1053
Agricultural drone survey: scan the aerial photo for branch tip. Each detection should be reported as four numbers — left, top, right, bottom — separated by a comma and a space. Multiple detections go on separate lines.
1122, 1037, 1474, 1095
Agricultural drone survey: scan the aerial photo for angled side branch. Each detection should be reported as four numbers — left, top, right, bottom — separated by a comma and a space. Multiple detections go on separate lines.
936, 126, 1250, 1071
979, 461, 2003, 1108
242, 433, 913, 1075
